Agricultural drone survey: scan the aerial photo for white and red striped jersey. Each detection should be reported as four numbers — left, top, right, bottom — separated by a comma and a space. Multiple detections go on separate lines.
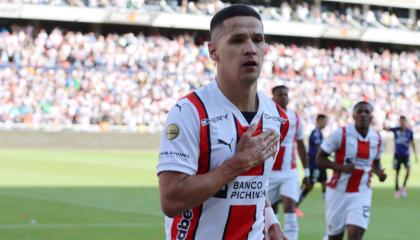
271, 109, 304, 174
321, 124, 384, 193
157, 80, 289, 240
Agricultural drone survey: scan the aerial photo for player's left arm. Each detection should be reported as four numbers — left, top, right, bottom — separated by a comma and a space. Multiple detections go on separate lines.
296, 115, 310, 188
297, 139, 310, 189
410, 131, 418, 163
373, 134, 387, 182
265, 198, 288, 240
373, 158, 387, 182
297, 140, 309, 169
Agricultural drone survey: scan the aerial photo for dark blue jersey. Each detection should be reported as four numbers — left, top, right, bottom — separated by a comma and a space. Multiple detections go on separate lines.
390, 127, 413, 157
308, 128, 323, 169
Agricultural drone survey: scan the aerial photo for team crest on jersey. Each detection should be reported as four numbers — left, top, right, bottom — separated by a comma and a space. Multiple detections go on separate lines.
166, 123, 180, 140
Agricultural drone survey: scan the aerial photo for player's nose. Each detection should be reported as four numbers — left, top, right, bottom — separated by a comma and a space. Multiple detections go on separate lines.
243, 38, 256, 56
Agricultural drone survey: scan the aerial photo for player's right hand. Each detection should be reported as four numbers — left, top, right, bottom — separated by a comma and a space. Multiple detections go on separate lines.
268, 223, 288, 240
232, 124, 279, 173
339, 163, 355, 174
378, 169, 387, 182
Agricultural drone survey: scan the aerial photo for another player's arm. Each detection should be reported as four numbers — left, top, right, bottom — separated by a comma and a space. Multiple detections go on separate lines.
297, 139, 310, 188
295, 116, 310, 187
411, 138, 418, 163
373, 158, 387, 182
159, 125, 279, 218
297, 140, 309, 169
265, 198, 288, 240
316, 128, 354, 173
315, 149, 354, 173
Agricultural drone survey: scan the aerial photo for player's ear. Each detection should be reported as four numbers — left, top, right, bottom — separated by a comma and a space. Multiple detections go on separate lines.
208, 41, 218, 62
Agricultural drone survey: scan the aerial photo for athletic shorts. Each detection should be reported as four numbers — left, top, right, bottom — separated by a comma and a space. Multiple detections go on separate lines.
325, 188, 372, 236
393, 155, 410, 170
268, 171, 300, 203
309, 168, 327, 184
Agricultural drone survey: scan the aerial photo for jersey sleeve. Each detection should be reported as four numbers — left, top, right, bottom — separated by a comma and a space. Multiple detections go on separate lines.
390, 127, 397, 136
320, 128, 342, 154
295, 113, 304, 141
157, 99, 200, 175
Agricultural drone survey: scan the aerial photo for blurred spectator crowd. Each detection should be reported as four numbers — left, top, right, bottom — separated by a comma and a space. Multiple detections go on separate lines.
0, 25, 418, 134
9, 0, 420, 31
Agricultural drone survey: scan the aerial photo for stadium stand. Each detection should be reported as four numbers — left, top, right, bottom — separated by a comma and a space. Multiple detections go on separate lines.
0, 0, 418, 134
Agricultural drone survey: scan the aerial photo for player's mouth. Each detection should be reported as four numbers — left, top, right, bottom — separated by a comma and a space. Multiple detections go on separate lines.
359, 117, 370, 124
241, 60, 258, 71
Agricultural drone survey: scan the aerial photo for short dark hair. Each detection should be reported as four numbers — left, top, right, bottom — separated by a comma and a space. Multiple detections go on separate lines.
210, 4, 262, 35
316, 114, 327, 121
353, 101, 372, 112
400, 116, 407, 120
271, 85, 288, 94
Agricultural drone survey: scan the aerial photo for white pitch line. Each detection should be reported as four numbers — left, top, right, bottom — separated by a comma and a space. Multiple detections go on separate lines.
0, 222, 161, 229
0, 191, 162, 217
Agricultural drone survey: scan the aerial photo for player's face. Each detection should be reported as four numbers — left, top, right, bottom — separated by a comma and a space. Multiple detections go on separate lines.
272, 88, 288, 109
353, 104, 373, 129
209, 16, 265, 86
318, 118, 328, 129
400, 118, 407, 128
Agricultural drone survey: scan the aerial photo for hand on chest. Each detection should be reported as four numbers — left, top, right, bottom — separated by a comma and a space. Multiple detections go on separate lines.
209, 112, 280, 166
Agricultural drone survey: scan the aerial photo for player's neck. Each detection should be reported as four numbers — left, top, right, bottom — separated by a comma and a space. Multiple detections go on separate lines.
216, 78, 259, 112
355, 125, 369, 138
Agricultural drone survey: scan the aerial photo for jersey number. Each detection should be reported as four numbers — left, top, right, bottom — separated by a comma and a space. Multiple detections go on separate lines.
363, 206, 370, 218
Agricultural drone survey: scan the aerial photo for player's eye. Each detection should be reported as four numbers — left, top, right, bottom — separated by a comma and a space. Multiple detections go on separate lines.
230, 37, 244, 44
253, 36, 263, 43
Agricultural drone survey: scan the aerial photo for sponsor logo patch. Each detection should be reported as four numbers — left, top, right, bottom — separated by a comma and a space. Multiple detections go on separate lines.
159, 151, 190, 161
177, 209, 193, 240
166, 124, 180, 140
201, 113, 229, 126
263, 113, 288, 124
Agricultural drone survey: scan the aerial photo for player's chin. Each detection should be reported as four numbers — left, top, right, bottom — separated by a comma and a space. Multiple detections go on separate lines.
358, 120, 370, 128
240, 71, 261, 83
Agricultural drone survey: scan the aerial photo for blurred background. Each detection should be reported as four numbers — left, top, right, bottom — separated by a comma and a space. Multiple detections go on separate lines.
0, 0, 418, 239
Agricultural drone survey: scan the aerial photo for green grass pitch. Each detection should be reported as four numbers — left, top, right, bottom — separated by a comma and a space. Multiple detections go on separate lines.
0, 149, 418, 240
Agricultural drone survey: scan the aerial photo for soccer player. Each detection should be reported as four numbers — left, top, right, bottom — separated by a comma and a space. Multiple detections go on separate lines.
296, 114, 328, 208
384, 116, 418, 198
316, 101, 387, 240
268, 85, 310, 240
157, 5, 289, 240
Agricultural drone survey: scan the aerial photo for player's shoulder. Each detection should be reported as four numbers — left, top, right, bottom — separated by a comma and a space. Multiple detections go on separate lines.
265, 95, 287, 117
167, 92, 203, 123
389, 127, 398, 132
370, 128, 383, 139
330, 125, 348, 138
313, 128, 321, 137
258, 91, 276, 107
